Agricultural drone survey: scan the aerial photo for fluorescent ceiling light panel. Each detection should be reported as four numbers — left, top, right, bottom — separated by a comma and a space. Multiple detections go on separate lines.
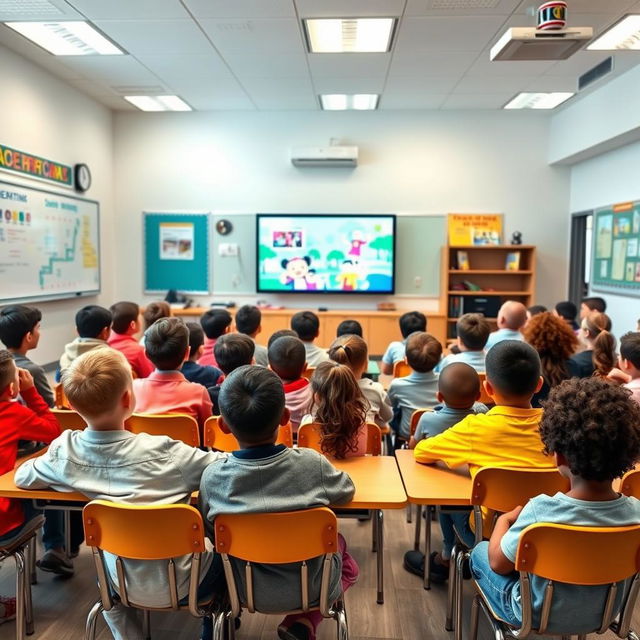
124, 96, 192, 112
504, 92, 574, 110
320, 94, 379, 110
305, 18, 395, 53
4, 21, 123, 55
587, 14, 640, 50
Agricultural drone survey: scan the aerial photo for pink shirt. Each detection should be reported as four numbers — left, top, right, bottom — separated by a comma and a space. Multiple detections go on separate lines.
625, 378, 640, 405
198, 337, 218, 368
108, 332, 154, 378
132, 370, 212, 428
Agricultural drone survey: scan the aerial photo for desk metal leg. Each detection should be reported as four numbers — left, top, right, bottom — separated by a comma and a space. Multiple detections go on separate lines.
376, 509, 384, 604
413, 505, 422, 551
64, 509, 71, 555
29, 539, 37, 585
423, 505, 431, 590
371, 512, 377, 553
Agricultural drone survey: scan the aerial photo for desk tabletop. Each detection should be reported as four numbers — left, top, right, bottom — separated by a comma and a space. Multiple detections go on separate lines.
395, 449, 472, 506
1, 453, 407, 509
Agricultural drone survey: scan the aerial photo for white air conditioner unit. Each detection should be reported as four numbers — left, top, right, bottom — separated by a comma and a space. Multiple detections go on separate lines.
291, 146, 358, 168
490, 27, 593, 61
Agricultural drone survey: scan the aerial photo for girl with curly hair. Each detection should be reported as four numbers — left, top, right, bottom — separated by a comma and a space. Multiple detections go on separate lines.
570, 310, 616, 378
301, 360, 369, 459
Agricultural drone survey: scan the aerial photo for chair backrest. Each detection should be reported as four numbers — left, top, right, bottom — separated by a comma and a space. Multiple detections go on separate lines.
298, 421, 381, 456
513, 523, 640, 636
52, 408, 88, 430
620, 469, 640, 499
125, 413, 200, 447
393, 360, 411, 378
214, 507, 338, 616
54, 382, 71, 409
301, 367, 315, 381
477, 373, 493, 405
409, 408, 432, 438
203, 416, 293, 452
83, 500, 207, 613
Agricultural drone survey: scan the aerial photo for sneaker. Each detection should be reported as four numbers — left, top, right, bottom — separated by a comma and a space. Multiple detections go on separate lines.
0, 596, 16, 625
403, 550, 450, 583
37, 549, 74, 576
277, 622, 313, 640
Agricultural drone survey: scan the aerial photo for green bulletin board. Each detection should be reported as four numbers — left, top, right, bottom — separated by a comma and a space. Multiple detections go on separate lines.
143, 212, 209, 294
592, 200, 640, 296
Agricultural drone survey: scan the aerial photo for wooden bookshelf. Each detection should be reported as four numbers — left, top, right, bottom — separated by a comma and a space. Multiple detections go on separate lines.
441, 245, 536, 340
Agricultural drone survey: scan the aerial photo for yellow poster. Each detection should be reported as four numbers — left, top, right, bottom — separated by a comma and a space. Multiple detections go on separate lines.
447, 214, 503, 246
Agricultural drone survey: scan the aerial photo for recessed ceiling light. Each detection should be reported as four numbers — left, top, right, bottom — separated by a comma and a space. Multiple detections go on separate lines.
587, 14, 640, 50
4, 21, 123, 55
320, 94, 379, 110
304, 18, 396, 53
504, 92, 574, 110
124, 96, 192, 112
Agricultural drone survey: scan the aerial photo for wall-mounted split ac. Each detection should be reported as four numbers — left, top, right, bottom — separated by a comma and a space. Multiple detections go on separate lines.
290, 146, 358, 168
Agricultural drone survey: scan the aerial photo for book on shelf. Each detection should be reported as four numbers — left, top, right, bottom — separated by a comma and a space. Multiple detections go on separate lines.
457, 250, 470, 270
448, 295, 464, 318
505, 251, 521, 271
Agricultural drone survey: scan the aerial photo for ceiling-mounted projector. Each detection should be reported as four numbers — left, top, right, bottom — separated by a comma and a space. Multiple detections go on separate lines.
490, 26, 593, 61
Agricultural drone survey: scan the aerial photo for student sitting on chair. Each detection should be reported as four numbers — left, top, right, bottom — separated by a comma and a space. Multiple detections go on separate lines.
470, 377, 640, 634
15, 349, 227, 640
268, 335, 311, 433
0, 305, 54, 407
579, 295, 607, 319
380, 311, 426, 376
436, 313, 490, 374
553, 300, 579, 332
404, 341, 554, 582
235, 305, 269, 367
291, 311, 329, 368
134, 317, 212, 429
139, 301, 171, 347
199, 366, 358, 640
485, 301, 527, 351
108, 301, 154, 378
198, 308, 232, 368
409, 362, 487, 448
571, 311, 616, 379
181, 322, 223, 389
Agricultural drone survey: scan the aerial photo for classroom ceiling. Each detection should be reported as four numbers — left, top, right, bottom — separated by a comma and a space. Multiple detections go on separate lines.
0, 0, 639, 111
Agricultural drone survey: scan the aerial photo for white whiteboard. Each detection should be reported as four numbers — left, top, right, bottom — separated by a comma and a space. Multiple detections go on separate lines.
0, 180, 100, 303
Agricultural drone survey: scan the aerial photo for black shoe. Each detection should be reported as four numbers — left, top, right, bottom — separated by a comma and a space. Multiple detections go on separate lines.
429, 552, 450, 583
403, 550, 425, 577
277, 622, 311, 640
37, 550, 74, 577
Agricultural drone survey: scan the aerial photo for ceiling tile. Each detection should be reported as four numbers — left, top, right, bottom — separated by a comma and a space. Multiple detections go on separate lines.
380, 93, 447, 109
66, 0, 190, 19
59, 55, 164, 86
252, 94, 317, 110
389, 50, 478, 75
0, 0, 82, 20
294, 0, 405, 18
222, 51, 309, 78
239, 76, 317, 110
385, 74, 460, 93
454, 74, 535, 92
94, 19, 213, 55
135, 53, 234, 83
524, 76, 577, 92
405, 0, 521, 17
313, 76, 386, 93
178, 86, 256, 110
544, 50, 617, 77
183, 0, 296, 19
441, 92, 514, 108
308, 53, 390, 77
197, 18, 304, 54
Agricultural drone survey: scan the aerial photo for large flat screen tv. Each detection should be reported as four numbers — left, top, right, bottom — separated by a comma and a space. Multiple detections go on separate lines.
256, 214, 396, 294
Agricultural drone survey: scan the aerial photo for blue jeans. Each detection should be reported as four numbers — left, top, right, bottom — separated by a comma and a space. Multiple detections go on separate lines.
440, 509, 475, 560
469, 541, 521, 627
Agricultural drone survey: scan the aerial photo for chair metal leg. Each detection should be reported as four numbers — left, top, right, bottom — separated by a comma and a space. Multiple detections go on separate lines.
23, 546, 35, 636
142, 609, 150, 639
406, 503, 412, 523
413, 505, 422, 551
212, 609, 228, 640
423, 505, 431, 590
28, 539, 37, 586
454, 550, 467, 640
63, 509, 71, 558
470, 594, 480, 640
375, 509, 384, 604
15, 550, 26, 640
84, 601, 103, 640
336, 602, 349, 640
225, 610, 236, 640
371, 511, 377, 553
445, 545, 458, 631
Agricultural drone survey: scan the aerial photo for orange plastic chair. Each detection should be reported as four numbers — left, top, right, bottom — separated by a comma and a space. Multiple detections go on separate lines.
51, 408, 88, 431
203, 416, 293, 451
125, 413, 200, 447
409, 408, 432, 439
54, 383, 71, 409
213, 508, 347, 638
298, 422, 381, 457
620, 468, 640, 499
477, 373, 493, 406
393, 360, 411, 378
405, 408, 433, 526
83, 501, 215, 640
301, 367, 315, 381
449, 467, 570, 639
470, 523, 640, 640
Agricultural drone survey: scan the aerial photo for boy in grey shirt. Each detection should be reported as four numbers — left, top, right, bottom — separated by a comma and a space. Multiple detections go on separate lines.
199, 365, 358, 640
291, 310, 329, 368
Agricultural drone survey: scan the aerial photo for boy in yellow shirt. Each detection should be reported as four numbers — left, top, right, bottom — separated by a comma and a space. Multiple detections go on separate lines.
403, 340, 554, 582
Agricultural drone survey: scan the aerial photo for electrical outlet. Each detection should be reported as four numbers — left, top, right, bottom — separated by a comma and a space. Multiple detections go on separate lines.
218, 243, 239, 257
414, 276, 422, 288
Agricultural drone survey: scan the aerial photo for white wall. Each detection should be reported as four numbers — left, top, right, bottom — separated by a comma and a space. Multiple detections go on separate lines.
113, 110, 570, 310
0, 43, 114, 364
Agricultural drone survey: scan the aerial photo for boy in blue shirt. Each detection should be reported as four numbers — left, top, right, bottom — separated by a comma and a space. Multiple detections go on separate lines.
380, 311, 426, 375
181, 322, 223, 389
470, 376, 640, 634
435, 313, 490, 374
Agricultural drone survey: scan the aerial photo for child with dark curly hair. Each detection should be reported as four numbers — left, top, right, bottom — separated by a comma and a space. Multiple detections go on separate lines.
470, 377, 640, 634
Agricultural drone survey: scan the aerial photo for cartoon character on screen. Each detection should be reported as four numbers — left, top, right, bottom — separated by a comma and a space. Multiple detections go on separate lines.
347, 230, 368, 263
279, 256, 318, 290
336, 260, 361, 291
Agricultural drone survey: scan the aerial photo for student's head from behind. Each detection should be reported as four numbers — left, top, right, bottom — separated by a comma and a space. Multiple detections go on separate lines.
399, 311, 427, 339
619, 332, 640, 376
75, 305, 112, 340
214, 333, 255, 376
109, 301, 140, 335
268, 335, 306, 381
580, 296, 607, 319
496, 301, 527, 331
62, 349, 134, 425
328, 334, 368, 378
581, 311, 615, 377
438, 363, 480, 409
267, 329, 297, 348
200, 308, 232, 340
456, 313, 490, 351
291, 310, 320, 342
186, 322, 205, 362
235, 305, 262, 338
144, 317, 189, 371
554, 301, 577, 324
485, 340, 542, 402
142, 301, 171, 331
0, 305, 42, 351
527, 305, 547, 318
541, 377, 640, 482
336, 319, 363, 338
405, 332, 442, 373
0, 350, 18, 400
218, 365, 288, 446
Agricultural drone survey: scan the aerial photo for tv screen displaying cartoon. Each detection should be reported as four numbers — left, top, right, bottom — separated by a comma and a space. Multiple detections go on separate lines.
256, 214, 396, 294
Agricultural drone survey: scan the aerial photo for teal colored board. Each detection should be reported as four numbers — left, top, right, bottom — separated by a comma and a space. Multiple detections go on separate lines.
144, 212, 209, 294
592, 201, 640, 297
211, 214, 444, 297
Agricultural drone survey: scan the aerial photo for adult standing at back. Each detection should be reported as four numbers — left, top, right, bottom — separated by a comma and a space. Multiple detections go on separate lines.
485, 301, 527, 351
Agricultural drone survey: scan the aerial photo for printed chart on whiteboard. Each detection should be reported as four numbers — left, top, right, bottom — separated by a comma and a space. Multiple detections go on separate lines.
0, 180, 100, 303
